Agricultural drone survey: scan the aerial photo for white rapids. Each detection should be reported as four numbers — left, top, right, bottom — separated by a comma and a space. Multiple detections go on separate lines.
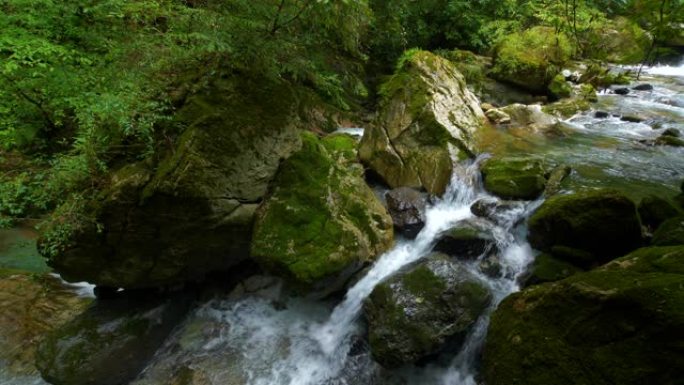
134, 156, 539, 385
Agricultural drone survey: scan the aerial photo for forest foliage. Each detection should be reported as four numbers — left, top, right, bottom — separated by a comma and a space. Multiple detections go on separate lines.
0, 0, 682, 225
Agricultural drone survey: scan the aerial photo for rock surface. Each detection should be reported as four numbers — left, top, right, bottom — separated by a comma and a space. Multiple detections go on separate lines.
499, 104, 559, 132
0, 273, 90, 378
528, 189, 643, 268
38, 79, 306, 289
251, 132, 393, 293
651, 216, 684, 246
358, 50, 485, 196
36, 291, 193, 385
484, 246, 684, 385
433, 220, 497, 260
637, 195, 680, 230
481, 157, 548, 200
385, 187, 427, 239
364, 253, 491, 368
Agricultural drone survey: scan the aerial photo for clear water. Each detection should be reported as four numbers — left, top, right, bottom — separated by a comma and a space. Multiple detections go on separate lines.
3, 62, 684, 385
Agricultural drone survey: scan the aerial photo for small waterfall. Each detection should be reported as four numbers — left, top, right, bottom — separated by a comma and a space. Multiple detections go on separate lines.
133, 156, 539, 385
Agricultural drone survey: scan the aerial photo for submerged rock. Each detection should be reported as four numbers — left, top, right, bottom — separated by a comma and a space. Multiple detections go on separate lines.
484, 246, 684, 385
481, 157, 548, 200
655, 134, 684, 147
36, 291, 194, 385
251, 132, 393, 293
358, 50, 485, 196
364, 253, 491, 368
385, 187, 427, 239
613, 87, 630, 95
0, 273, 91, 378
38, 79, 306, 289
528, 189, 643, 268
633, 83, 653, 91
651, 216, 684, 246
433, 219, 497, 260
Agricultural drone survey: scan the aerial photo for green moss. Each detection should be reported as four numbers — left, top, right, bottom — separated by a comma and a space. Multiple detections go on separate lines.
525, 253, 583, 286
651, 216, 684, 246
251, 132, 392, 288
484, 246, 684, 385
481, 157, 548, 200
491, 27, 572, 93
543, 98, 591, 118
548, 74, 572, 99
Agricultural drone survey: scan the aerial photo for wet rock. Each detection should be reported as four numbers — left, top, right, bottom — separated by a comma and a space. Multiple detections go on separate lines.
500, 104, 559, 132
480, 103, 496, 112
0, 273, 91, 378
632, 83, 653, 91
385, 187, 427, 239
251, 132, 393, 293
38, 79, 305, 289
594, 111, 610, 118
661, 128, 680, 137
484, 246, 684, 385
481, 157, 548, 200
433, 219, 497, 260
655, 134, 684, 147
528, 189, 643, 268
485, 108, 512, 125
543, 164, 571, 197
36, 290, 194, 385
613, 87, 630, 95
522, 253, 583, 287
359, 50, 485, 195
651, 216, 684, 246
479, 253, 504, 278
470, 198, 526, 227
364, 253, 492, 368
543, 98, 591, 119
638, 195, 680, 231
620, 114, 645, 123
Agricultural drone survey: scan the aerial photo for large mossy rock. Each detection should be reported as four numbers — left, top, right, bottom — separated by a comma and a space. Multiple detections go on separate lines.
481, 157, 548, 200
36, 291, 193, 385
38, 79, 305, 289
483, 246, 684, 385
251, 132, 393, 292
522, 253, 583, 287
0, 273, 91, 378
359, 50, 485, 195
364, 253, 492, 368
491, 27, 572, 94
528, 189, 643, 267
651, 216, 684, 246
638, 195, 680, 230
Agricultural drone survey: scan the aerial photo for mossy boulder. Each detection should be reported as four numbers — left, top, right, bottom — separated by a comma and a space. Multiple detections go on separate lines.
491, 27, 573, 94
481, 157, 549, 200
483, 246, 684, 385
359, 50, 485, 196
638, 195, 680, 230
36, 291, 193, 385
522, 253, 583, 287
364, 253, 491, 368
251, 132, 393, 293
651, 216, 684, 246
38, 79, 306, 289
548, 74, 572, 100
542, 98, 591, 119
528, 189, 643, 268
0, 273, 91, 378
434, 219, 497, 260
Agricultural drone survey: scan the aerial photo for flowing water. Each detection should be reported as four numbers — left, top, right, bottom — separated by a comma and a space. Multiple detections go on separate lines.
2, 62, 683, 385
133, 158, 538, 385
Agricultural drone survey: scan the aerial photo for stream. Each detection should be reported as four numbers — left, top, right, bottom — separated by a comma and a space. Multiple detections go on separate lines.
1, 61, 683, 385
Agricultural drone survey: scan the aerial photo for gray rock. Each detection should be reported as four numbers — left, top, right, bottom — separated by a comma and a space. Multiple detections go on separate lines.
434, 219, 497, 260
385, 187, 427, 239
632, 83, 653, 91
